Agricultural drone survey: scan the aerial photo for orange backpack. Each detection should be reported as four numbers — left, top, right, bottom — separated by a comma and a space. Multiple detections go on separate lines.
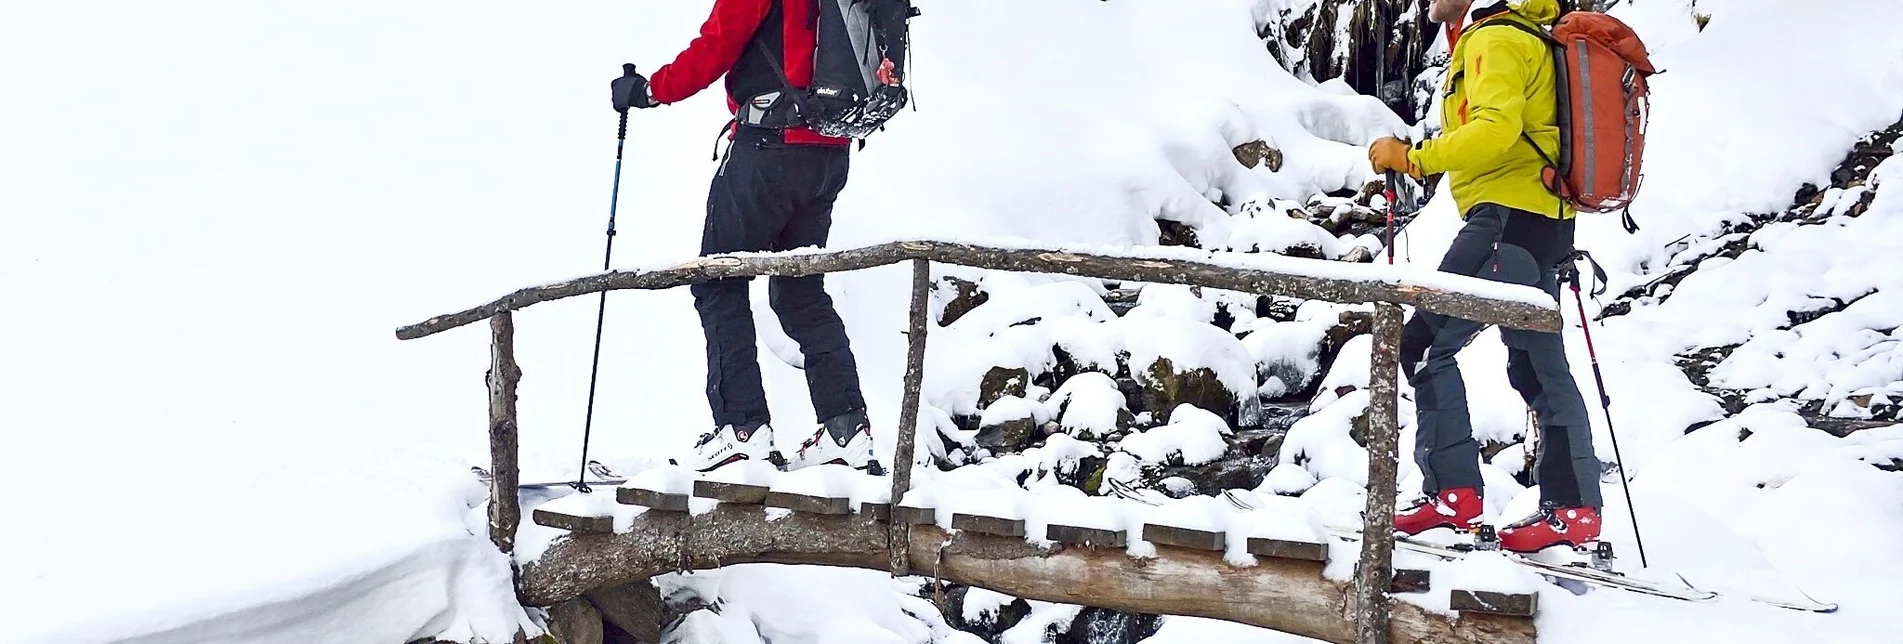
1484, 11, 1658, 232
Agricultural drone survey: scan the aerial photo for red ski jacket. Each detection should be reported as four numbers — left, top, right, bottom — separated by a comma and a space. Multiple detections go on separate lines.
648, 0, 847, 147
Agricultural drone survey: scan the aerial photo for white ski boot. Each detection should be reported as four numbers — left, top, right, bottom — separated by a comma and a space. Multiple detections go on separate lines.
787, 408, 885, 475
687, 420, 785, 472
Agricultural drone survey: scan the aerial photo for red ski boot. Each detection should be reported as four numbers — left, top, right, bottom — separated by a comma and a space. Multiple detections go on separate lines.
1393, 487, 1483, 535
1500, 505, 1602, 553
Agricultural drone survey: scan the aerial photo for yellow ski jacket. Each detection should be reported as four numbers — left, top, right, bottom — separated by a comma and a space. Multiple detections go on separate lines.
1408, 0, 1572, 220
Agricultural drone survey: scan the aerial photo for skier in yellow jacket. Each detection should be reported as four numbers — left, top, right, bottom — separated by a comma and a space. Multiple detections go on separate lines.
1368, 0, 1603, 553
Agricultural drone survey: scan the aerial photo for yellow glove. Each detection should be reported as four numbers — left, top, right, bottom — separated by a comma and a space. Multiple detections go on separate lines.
1369, 137, 1421, 179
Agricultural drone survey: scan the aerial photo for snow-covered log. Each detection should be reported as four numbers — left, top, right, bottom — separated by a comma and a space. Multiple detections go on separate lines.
517, 505, 1534, 644
396, 241, 1559, 341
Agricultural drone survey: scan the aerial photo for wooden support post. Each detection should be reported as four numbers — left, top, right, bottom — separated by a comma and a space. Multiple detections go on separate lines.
487, 312, 522, 555
1354, 303, 1403, 644
888, 258, 930, 575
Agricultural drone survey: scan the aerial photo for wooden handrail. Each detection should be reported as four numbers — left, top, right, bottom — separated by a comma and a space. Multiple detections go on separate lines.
394, 240, 1560, 341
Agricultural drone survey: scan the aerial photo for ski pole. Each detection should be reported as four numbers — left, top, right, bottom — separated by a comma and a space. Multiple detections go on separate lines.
1565, 258, 1650, 568
1383, 170, 1400, 265
573, 65, 637, 493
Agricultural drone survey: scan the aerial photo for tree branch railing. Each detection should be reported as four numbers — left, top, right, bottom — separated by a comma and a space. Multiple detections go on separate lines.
396, 239, 1559, 644
396, 240, 1559, 341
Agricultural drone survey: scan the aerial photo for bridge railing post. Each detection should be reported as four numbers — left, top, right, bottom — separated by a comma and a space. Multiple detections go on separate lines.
1354, 303, 1403, 644
888, 258, 930, 575
488, 311, 522, 555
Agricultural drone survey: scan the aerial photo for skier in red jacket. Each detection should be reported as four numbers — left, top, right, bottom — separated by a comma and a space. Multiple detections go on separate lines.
612, 0, 876, 474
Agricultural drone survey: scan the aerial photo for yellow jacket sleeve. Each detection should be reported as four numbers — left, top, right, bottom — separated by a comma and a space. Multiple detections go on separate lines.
1410, 29, 1534, 175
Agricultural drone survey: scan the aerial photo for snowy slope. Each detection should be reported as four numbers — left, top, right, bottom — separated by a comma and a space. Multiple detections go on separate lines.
3, 0, 1901, 642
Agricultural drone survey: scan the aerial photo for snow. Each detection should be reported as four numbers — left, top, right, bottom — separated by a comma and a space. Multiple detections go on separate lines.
1441, 552, 1540, 596
960, 587, 1018, 626
1260, 462, 1320, 496
1047, 372, 1128, 438
704, 459, 784, 487
1138, 616, 1321, 644
1023, 433, 1104, 484
1241, 493, 1324, 545
1239, 318, 1330, 398
1282, 390, 1373, 486
1123, 316, 1260, 402
1119, 404, 1233, 466
624, 463, 697, 496
1222, 197, 1354, 259
771, 464, 890, 508
657, 566, 939, 644
999, 602, 1085, 644
979, 395, 1044, 429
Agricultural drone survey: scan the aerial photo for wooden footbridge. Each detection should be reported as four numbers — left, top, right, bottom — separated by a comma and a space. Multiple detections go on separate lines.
395, 239, 1563, 644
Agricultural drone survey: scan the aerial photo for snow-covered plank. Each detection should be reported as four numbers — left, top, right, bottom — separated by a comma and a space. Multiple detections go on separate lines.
860, 501, 893, 522
1045, 524, 1128, 548
1392, 569, 1432, 595
952, 513, 1027, 538
397, 239, 1560, 341
1449, 590, 1538, 617
765, 491, 852, 515
696, 460, 780, 505
618, 488, 689, 512
692, 481, 771, 505
531, 508, 614, 534
1246, 537, 1327, 562
1141, 524, 1227, 551
893, 504, 937, 525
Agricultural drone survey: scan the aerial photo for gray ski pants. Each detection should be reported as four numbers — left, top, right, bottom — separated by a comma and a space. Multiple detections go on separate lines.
1400, 204, 1602, 509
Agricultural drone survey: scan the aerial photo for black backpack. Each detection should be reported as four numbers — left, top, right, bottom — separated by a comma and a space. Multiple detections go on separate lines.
738, 0, 917, 140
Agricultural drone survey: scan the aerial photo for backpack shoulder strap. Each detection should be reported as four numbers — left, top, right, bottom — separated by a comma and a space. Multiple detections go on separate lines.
1470, 18, 1564, 170
1470, 16, 1559, 45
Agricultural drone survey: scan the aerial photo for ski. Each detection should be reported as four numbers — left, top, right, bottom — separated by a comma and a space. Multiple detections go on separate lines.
1172, 490, 1835, 613
1323, 524, 1719, 602
1104, 478, 1170, 506
1324, 525, 1837, 612
472, 464, 627, 490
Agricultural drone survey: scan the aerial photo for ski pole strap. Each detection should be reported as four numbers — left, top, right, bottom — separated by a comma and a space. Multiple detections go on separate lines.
1569, 249, 1610, 298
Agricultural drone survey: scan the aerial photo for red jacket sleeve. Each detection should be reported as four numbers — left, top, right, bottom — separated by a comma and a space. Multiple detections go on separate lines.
647, 0, 772, 105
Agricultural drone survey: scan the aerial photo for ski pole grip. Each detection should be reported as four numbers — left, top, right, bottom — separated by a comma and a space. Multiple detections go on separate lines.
618, 109, 628, 140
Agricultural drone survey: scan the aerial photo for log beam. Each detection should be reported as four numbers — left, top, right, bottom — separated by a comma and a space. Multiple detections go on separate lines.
396, 241, 1558, 340
517, 505, 1534, 644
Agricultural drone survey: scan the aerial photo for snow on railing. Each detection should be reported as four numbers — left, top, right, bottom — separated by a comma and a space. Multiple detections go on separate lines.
396, 238, 1555, 644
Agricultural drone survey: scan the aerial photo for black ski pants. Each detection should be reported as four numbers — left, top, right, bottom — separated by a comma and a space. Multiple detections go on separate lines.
1400, 204, 1602, 509
692, 127, 866, 429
